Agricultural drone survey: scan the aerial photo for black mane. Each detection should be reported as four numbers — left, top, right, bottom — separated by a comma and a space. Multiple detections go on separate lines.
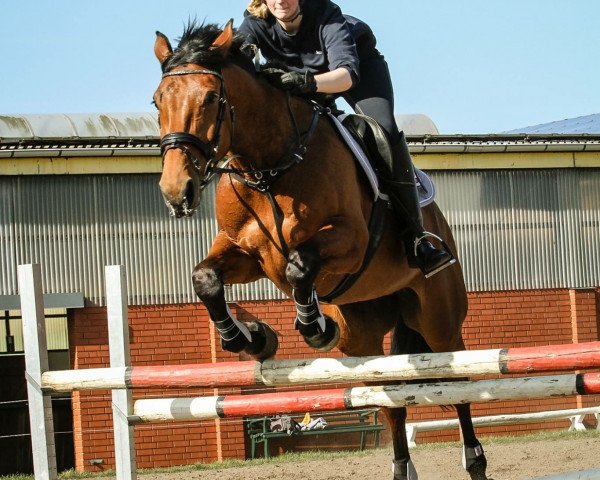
161, 20, 251, 73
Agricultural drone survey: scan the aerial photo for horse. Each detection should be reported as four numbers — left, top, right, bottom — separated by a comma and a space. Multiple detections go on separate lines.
152, 20, 488, 480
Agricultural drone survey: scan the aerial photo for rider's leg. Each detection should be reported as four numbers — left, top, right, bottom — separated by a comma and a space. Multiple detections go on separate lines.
387, 132, 453, 275
343, 51, 453, 276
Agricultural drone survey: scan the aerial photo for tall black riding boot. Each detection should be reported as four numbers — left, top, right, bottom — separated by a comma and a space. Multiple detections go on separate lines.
386, 132, 455, 277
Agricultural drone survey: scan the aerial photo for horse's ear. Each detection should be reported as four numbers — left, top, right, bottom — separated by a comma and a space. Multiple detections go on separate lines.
210, 19, 234, 56
154, 31, 173, 65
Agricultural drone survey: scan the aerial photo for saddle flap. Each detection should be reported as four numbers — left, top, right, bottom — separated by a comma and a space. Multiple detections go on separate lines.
330, 112, 435, 207
340, 114, 392, 174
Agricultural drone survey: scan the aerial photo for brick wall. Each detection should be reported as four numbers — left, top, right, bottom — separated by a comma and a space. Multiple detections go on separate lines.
69, 304, 243, 471
69, 288, 600, 472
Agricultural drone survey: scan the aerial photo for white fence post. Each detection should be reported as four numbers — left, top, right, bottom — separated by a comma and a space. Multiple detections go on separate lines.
19, 264, 58, 480
106, 265, 137, 480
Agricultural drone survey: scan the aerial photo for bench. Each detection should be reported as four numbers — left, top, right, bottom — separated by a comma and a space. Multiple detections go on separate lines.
246, 408, 385, 459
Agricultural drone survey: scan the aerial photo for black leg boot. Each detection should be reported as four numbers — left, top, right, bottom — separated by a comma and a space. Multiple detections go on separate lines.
386, 132, 455, 277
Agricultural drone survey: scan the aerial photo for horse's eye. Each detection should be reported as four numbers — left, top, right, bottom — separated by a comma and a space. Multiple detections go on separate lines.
203, 92, 220, 106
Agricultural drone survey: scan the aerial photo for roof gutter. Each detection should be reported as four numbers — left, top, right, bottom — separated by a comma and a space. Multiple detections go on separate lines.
3, 134, 600, 157
409, 134, 600, 154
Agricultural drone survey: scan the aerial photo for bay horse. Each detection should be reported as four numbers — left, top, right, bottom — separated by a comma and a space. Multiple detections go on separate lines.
153, 20, 488, 480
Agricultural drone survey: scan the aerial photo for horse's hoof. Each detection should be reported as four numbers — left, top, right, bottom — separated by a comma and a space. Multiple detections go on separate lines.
220, 331, 249, 354
302, 316, 339, 352
392, 459, 418, 480
243, 321, 279, 360
466, 454, 488, 480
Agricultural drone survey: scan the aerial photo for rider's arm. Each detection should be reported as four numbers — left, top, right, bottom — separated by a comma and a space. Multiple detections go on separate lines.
319, 4, 361, 88
238, 14, 259, 58
314, 67, 353, 93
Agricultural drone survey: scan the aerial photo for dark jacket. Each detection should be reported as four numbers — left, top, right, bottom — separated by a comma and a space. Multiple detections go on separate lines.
238, 0, 376, 85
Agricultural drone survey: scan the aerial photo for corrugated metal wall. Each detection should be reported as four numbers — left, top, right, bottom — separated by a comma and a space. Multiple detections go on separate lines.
436, 169, 600, 291
0, 174, 284, 305
1, 169, 599, 305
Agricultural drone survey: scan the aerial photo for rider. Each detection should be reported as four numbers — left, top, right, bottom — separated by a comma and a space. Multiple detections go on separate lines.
238, 0, 454, 277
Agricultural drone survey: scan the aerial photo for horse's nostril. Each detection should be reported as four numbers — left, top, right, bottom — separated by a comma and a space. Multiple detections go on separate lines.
184, 180, 195, 206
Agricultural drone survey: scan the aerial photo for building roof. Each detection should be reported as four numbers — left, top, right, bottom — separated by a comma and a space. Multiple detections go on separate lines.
506, 113, 600, 134
2, 113, 600, 163
0, 112, 439, 140
0, 113, 158, 140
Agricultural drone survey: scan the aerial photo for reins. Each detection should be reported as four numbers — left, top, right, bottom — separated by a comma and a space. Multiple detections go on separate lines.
227, 96, 321, 192
159, 67, 323, 258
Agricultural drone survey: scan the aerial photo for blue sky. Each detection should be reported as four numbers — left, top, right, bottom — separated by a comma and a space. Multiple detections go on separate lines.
1, 1, 599, 133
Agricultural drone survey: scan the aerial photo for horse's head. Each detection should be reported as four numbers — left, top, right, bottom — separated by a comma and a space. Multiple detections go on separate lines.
153, 21, 237, 217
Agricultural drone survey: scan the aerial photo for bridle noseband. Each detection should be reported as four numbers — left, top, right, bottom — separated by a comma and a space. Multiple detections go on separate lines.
160, 68, 235, 189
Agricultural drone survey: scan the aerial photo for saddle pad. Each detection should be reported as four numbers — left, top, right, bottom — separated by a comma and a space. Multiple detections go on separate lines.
325, 112, 436, 207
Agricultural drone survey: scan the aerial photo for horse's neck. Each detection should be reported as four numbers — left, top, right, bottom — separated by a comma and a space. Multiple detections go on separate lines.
225, 67, 312, 168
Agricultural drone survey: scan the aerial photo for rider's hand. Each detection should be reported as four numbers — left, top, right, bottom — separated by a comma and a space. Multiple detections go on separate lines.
261, 69, 317, 95
279, 71, 317, 95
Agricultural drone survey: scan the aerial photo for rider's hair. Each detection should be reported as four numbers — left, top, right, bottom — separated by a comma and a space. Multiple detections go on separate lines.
247, 0, 270, 19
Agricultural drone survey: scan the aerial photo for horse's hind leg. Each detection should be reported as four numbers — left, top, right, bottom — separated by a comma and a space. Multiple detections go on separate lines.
410, 301, 488, 478
285, 245, 339, 351
192, 231, 278, 360
451, 339, 487, 480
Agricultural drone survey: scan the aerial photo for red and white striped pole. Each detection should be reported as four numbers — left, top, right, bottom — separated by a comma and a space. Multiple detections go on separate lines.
129, 371, 600, 423
41, 341, 600, 392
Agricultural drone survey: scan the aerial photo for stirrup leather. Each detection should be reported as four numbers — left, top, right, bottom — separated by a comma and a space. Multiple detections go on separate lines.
413, 231, 456, 279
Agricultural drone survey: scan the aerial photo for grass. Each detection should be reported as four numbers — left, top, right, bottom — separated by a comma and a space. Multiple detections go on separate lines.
2, 429, 599, 479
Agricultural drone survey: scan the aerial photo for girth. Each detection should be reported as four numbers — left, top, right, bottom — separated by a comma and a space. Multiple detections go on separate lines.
319, 196, 388, 304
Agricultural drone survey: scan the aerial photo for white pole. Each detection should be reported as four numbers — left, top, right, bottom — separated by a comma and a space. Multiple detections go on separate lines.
106, 265, 137, 480
19, 264, 58, 480
405, 406, 600, 448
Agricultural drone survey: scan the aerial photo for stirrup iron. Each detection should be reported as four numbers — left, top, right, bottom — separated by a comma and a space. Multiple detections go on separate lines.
413, 231, 456, 278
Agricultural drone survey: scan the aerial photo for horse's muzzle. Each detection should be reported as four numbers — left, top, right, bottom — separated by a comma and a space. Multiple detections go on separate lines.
160, 179, 199, 218
164, 199, 194, 218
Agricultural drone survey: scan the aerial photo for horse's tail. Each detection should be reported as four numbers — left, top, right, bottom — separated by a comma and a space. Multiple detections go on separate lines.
390, 317, 432, 356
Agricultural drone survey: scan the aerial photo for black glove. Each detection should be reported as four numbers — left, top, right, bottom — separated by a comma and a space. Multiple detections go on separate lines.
261, 69, 317, 95
240, 42, 258, 60
279, 71, 317, 95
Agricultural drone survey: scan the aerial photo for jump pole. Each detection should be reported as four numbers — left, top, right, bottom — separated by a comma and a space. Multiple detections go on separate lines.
40, 340, 600, 393
130, 371, 600, 423
106, 265, 137, 480
19, 264, 58, 480
405, 406, 600, 448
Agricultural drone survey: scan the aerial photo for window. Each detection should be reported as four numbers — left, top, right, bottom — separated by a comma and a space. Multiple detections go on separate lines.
1, 308, 68, 354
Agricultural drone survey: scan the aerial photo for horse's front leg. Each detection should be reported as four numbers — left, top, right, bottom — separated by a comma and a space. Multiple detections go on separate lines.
384, 407, 418, 480
285, 244, 340, 351
192, 232, 278, 360
456, 403, 488, 480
